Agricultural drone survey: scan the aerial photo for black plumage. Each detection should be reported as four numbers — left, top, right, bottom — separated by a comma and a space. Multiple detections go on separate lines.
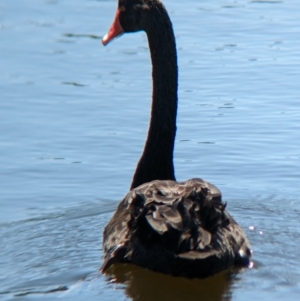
101, 0, 251, 278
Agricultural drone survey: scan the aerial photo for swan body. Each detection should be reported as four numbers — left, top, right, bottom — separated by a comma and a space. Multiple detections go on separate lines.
101, 0, 251, 278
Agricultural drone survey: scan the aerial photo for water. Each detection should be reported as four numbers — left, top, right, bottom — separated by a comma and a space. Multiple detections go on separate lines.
1, 0, 300, 299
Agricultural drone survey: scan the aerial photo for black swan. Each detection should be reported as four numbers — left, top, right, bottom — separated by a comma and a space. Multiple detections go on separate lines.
101, 0, 251, 278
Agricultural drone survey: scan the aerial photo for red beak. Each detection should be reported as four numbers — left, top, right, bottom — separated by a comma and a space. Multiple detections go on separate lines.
102, 9, 124, 46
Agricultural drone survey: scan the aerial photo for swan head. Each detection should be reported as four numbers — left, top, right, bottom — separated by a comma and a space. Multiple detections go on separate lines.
102, 0, 160, 45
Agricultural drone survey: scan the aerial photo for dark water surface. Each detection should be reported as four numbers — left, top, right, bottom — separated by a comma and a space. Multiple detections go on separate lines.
1, 0, 300, 300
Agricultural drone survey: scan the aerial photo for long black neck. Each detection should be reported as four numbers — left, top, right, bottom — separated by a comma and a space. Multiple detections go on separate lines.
130, 4, 178, 189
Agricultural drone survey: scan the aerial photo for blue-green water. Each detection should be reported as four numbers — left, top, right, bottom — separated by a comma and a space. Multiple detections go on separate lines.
1, 0, 300, 300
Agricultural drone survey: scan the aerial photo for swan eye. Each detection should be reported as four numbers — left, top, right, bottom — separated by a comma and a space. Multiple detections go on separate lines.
119, 6, 126, 12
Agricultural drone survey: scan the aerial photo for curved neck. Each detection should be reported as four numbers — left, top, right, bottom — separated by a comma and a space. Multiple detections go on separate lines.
130, 4, 178, 189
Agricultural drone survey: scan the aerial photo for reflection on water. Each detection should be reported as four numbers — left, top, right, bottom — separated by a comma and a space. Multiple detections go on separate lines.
105, 263, 240, 301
